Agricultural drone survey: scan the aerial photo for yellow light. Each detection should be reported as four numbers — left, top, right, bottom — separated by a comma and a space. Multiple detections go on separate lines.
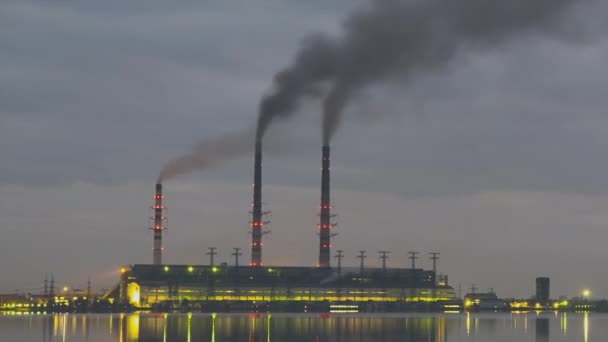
582, 289, 591, 298
584, 312, 589, 342
268, 268, 273, 273
120, 268, 126, 273
63, 287, 69, 292
128, 314, 140, 340
212, 313, 216, 342
164, 266, 170, 272
128, 283, 141, 306
188, 266, 194, 273
212, 267, 219, 273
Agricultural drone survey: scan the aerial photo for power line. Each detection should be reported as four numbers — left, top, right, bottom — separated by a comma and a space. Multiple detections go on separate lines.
232, 248, 242, 267
408, 251, 419, 269
335, 250, 344, 275
379, 251, 390, 271
357, 250, 367, 275
207, 247, 217, 266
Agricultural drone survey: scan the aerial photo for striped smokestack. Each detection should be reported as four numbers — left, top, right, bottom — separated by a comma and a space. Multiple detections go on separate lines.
152, 183, 166, 265
251, 142, 263, 266
318, 145, 332, 268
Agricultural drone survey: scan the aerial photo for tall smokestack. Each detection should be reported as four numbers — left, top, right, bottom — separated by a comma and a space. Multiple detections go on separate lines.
318, 145, 333, 268
251, 142, 263, 266
152, 183, 166, 265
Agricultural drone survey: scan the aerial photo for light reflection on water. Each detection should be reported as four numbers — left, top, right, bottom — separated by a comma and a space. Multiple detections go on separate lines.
0, 312, 605, 341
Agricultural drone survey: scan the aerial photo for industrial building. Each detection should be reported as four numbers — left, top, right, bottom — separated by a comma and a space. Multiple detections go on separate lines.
464, 290, 507, 311
536, 277, 550, 303
117, 264, 457, 311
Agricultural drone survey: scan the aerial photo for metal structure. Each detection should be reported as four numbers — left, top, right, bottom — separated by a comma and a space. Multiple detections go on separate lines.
318, 145, 337, 268
469, 284, 477, 295
357, 250, 367, 275
408, 251, 419, 269
232, 248, 242, 267
379, 251, 390, 271
43, 274, 48, 299
151, 183, 167, 265
429, 252, 440, 284
429, 252, 440, 299
49, 274, 55, 298
207, 247, 217, 267
335, 250, 344, 275
87, 277, 92, 304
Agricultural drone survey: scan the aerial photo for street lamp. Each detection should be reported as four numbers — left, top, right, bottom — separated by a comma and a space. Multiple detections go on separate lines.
582, 289, 591, 299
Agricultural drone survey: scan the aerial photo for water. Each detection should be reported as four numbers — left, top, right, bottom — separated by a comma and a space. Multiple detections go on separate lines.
0, 312, 602, 341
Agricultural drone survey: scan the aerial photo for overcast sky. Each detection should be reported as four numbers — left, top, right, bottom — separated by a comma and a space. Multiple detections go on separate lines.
1, 0, 608, 299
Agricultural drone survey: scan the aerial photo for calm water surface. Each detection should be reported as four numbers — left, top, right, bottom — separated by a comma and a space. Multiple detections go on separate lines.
0, 312, 603, 341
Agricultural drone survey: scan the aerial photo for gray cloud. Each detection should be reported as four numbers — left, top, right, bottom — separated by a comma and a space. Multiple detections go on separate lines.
0, 1, 319, 185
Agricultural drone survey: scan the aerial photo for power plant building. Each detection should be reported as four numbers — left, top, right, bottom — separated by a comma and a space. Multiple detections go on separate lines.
118, 264, 457, 310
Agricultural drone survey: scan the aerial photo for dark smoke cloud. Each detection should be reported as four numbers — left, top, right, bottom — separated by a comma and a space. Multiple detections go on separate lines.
322, 82, 351, 145
256, 34, 338, 142
256, 0, 581, 145
158, 126, 292, 182
163, 0, 586, 181
158, 128, 255, 182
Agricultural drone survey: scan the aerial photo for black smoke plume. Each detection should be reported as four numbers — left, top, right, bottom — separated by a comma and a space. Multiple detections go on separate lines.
158, 128, 254, 182
162, 0, 590, 180
255, 0, 580, 145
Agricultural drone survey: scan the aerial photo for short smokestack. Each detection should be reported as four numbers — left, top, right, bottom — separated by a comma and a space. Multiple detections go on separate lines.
319, 145, 332, 268
152, 183, 166, 265
251, 142, 263, 266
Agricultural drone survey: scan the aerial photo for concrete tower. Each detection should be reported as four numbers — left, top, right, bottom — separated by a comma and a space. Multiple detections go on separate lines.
251, 142, 264, 266
318, 145, 336, 268
151, 183, 167, 265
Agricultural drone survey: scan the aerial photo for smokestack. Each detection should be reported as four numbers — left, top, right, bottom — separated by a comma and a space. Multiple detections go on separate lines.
318, 145, 333, 268
152, 183, 166, 265
251, 142, 263, 266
